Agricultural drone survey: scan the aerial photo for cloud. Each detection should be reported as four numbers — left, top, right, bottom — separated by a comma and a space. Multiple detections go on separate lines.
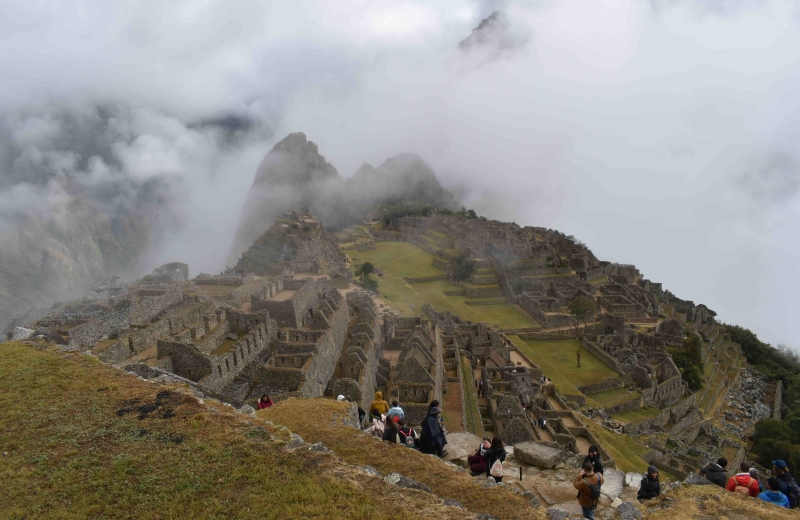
738, 152, 800, 205
1, 0, 800, 349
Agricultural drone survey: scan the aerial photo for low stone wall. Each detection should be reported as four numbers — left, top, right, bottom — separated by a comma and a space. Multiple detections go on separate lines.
465, 298, 508, 305
465, 286, 505, 298
432, 257, 450, 270
510, 267, 572, 276
577, 378, 624, 396
402, 275, 447, 283
228, 276, 278, 306
580, 338, 624, 374
605, 396, 644, 415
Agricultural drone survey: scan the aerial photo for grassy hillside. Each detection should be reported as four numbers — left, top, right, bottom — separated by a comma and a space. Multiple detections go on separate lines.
348, 241, 536, 328
0, 341, 479, 520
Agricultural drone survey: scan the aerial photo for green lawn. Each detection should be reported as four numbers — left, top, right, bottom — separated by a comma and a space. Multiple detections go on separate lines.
612, 406, 662, 424
350, 242, 537, 329
585, 421, 650, 474
587, 387, 641, 408
461, 356, 483, 436
511, 338, 620, 396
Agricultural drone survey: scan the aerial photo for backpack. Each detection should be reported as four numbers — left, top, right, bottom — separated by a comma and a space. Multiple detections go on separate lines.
786, 478, 800, 508
372, 415, 385, 438
581, 477, 602, 505
399, 427, 417, 449
734, 478, 752, 495
490, 459, 504, 478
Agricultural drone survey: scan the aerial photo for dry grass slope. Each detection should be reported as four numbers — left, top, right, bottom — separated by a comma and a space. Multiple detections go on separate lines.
262, 398, 545, 520
0, 341, 486, 520
641, 484, 798, 519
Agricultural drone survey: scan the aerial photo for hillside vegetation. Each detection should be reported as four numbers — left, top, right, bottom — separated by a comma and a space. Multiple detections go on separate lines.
0, 341, 481, 520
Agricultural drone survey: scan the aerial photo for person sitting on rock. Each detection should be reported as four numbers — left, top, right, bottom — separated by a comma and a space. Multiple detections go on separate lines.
637, 466, 660, 501
699, 457, 728, 488
369, 391, 389, 419
419, 406, 447, 457
485, 437, 507, 483
386, 400, 404, 421
583, 445, 604, 475
759, 477, 790, 508
468, 437, 491, 475
726, 462, 760, 497
574, 460, 604, 520
257, 394, 273, 410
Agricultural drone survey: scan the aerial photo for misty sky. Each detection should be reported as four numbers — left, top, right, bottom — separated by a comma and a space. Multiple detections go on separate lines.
1, 0, 799, 347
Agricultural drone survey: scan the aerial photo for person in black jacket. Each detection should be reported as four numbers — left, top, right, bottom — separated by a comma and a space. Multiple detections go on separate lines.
485, 437, 507, 482
637, 466, 660, 501
583, 445, 604, 475
699, 457, 728, 487
420, 406, 447, 457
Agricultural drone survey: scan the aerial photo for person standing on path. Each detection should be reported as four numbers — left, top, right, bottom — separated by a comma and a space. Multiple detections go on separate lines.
574, 460, 604, 520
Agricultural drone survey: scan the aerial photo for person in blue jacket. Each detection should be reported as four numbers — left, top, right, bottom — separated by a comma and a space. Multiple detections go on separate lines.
759, 477, 790, 508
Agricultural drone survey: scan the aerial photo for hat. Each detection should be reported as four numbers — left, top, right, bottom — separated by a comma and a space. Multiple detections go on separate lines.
430, 406, 442, 415
773, 460, 788, 469
647, 465, 658, 475
336, 395, 345, 402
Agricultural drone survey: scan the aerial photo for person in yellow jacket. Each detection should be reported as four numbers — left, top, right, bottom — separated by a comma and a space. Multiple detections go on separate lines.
370, 391, 390, 419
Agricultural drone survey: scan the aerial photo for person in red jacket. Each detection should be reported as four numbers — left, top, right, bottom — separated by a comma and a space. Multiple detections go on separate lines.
726, 462, 760, 497
257, 394, 273, 410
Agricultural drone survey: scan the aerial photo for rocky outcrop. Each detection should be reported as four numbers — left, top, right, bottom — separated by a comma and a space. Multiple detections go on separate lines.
513, 442, 563, 469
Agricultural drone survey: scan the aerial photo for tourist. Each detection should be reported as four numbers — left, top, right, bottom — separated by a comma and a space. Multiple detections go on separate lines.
397, 419, 417, 449
772, 460, 800, 508
574, 460, 604, 520
477, 380, 484, 397
750, 468, 764, 493
345, 395, 366, 425
699, 457, 728, 487
370, 413, 386, 439
485, 437, 507, 482
257, 394, 273, 410
387, 400, 404, 421
382, 414, 400, 443
583, 445, 605, 475
759, 477, 790, 508
468, 438, 491, 475
370, 391, 390, 419
637, 466, 660, 501
726, 462, 760, 497
420, 405, 447, 457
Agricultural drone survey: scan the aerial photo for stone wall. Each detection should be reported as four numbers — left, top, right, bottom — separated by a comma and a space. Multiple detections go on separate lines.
577, 377, 624, 396
229, 276, 280, 305
69, 307, 131, 348
605, 396, 644, 415
580, 338, 624, 373
464, 285, 505, 298
129, 287, 184, 327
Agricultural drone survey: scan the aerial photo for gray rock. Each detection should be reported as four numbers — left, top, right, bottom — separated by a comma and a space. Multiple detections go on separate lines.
522, 491, 542, 507
384, 473, 432, 493
226, 333, 238, 341
357, 466, 382, 477
601, 468, 625, 500
514, 442, 563, 469
625, 472, 643, 489
308, 442, 332, 453
443, 499, 465, 509
546, 506, 570, 520
11, 327, 34, 340
475, 515, 499, 520
615, 501, 642, 520
487, 476, 496, 483
32, 329, 67, 345
442, 431, 482, 462
683, 473, 714, 486
239, 404, 256, 416
284, 433, 305, 450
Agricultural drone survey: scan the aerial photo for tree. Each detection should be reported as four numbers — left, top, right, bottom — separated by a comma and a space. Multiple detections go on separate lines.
566, 296, 597, 368
453, 253, 476, 281
673, 333, 704, 391
356, 262, 374, 280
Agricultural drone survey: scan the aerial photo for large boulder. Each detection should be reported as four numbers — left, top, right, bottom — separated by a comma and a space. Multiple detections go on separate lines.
11, 327, 35, 340
683, 473, 714, 486
625, 472, 643, 490
384, 473, 432, 493
601, 468, 626, 500
513, 442, 563, 469
442, 431, 482, 463
614, 501, 642, 520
